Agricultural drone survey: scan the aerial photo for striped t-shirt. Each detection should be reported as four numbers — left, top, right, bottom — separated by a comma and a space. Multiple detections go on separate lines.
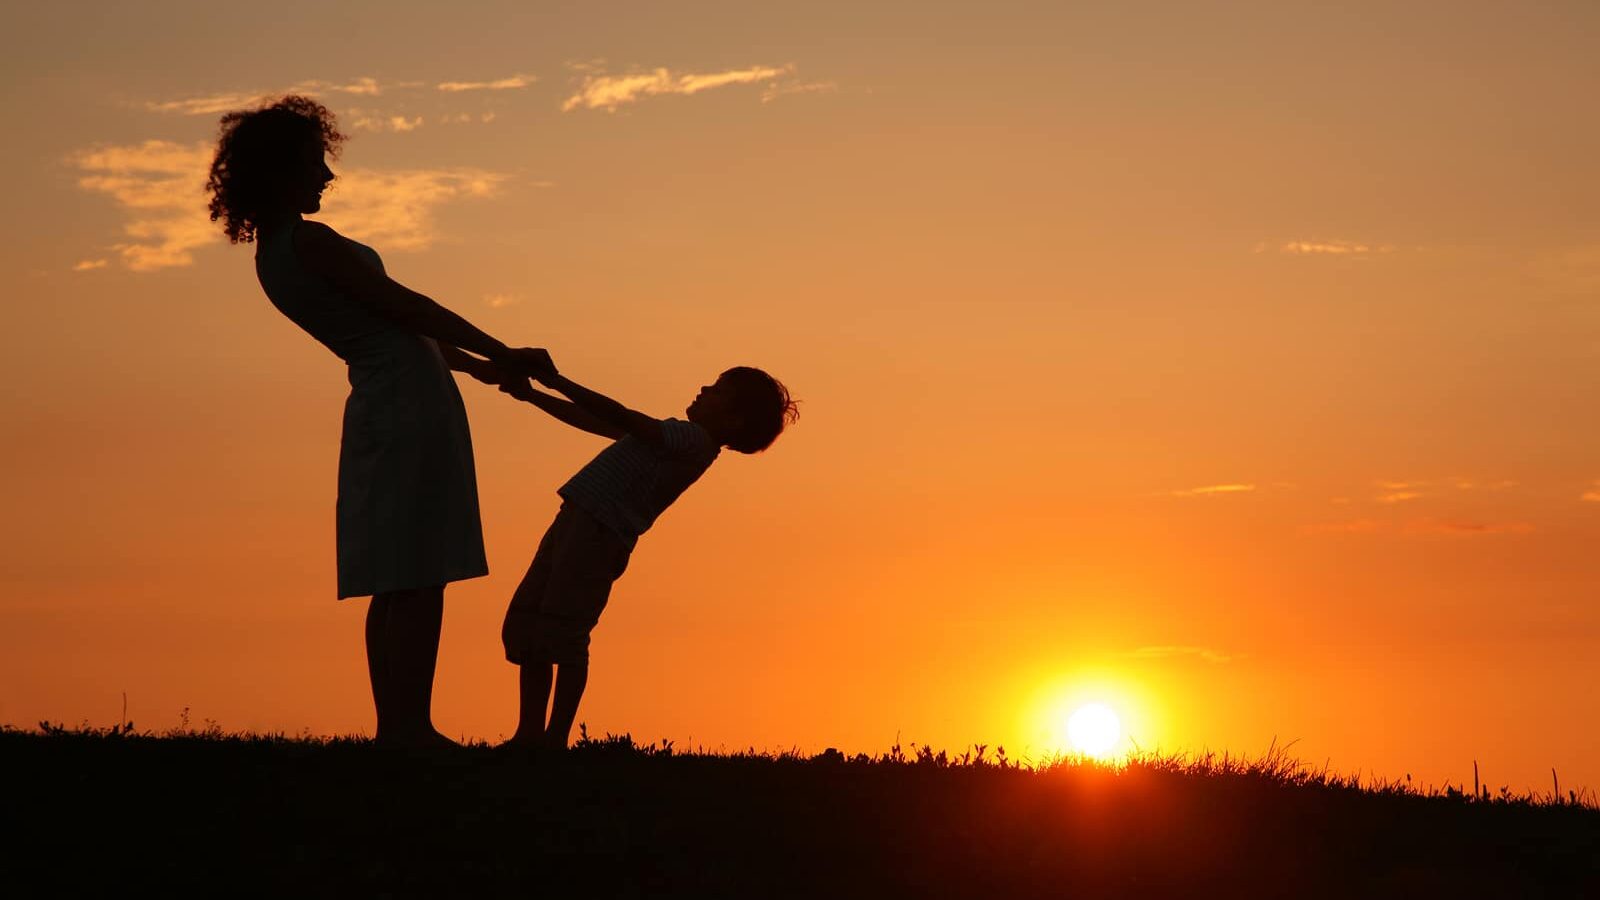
557, 418, 721, 547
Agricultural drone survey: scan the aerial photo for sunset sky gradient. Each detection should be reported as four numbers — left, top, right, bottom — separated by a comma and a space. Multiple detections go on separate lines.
3, 1, 1597, 793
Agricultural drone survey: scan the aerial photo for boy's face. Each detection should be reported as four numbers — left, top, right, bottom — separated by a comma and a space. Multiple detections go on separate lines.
686, 373, 740, 432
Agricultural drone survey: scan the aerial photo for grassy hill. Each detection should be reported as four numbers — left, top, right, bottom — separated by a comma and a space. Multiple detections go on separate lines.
4, 724, 1595, 898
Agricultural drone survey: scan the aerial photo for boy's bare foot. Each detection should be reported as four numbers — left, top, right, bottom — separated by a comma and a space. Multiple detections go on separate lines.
495, 734, 557, 760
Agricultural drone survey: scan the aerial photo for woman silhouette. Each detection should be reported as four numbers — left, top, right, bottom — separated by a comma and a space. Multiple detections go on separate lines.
207, 95, 549, 748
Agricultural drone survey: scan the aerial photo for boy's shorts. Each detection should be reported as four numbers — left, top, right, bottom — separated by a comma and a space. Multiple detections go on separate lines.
502, 503, 632, 667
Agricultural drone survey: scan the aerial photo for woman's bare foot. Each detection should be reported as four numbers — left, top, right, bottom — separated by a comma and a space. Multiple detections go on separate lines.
376, 728, 460, 751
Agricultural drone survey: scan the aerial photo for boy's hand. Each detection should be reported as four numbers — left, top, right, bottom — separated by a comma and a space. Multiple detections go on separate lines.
499, 377, 539, 402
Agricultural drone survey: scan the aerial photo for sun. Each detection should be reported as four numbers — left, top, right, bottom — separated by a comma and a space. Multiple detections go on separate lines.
1065, 703, 1122, 758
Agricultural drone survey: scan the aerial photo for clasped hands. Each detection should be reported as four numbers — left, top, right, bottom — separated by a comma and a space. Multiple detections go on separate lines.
463, 346, 555, 402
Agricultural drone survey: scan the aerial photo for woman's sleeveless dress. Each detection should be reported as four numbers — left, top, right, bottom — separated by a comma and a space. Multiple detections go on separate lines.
255, 222, 489, 599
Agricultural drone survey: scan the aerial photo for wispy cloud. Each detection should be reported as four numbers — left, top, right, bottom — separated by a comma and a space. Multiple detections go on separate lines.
321, 168, 505, 251
1165, 483, 1256, 498
1257, 240, 1396, 256
437, 74, 535, 92
1582, 481, 1600, 502
484, 293, 520, 308
1374, 480, 1423, 503
1450, 478, 1518, 491
70, 140, 506, 268
437, 112, 499, 125
562, 64, 794, 112
146, 92, 268, 116
347, 111, 430, 133
1127, 645, 1235, 664
1370, 478, 1515, 504
760, 80, 839, 103
146, 77, 409, 116
1376, 491, 1422, 504
72, 259, 109, 272
71, 140, 218, 271
308, 76, 392, 96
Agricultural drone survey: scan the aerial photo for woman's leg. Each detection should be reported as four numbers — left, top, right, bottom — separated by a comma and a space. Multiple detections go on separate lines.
365, 594, 395, 737
368, 585, 453, 747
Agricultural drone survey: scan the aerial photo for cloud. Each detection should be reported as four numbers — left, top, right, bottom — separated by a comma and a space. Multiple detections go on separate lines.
437, 112, 499, 125
71, 139, 506, 268
1263, 240, 1396, 256
761, 80, 840, 103
1166, 484, 1256, 498
71, 140, 218, 271
1369, 478, 1514, 503
72, 259, 109, 272
484, 293, 520, 308
1376, 491, 1422, 504
437, 74, 535, 92
146, 77, 408, 116
317, 77, 388, 96
146, 92, 268, 116
1374, 480, 1423, 503
1582, 481, 1600, 502
1127, 645, 1234, 664
321, 168, 505, 251
346, 111, 427, 133
562, 64, 794, 112
1450, 478, 1518, 491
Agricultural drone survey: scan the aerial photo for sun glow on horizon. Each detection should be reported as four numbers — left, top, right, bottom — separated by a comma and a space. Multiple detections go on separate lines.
1025, 675, 1152, 763
1066, 703, 1122, 759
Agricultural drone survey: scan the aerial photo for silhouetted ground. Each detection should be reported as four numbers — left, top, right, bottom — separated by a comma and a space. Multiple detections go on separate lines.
3, 725, 1596, 898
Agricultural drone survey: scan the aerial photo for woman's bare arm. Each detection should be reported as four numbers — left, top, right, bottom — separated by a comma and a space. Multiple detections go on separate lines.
438, 344, 499, 384
293, 220, 551, 374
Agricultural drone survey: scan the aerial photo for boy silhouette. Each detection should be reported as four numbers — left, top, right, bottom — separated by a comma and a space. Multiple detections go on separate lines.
496, 366, 797, 748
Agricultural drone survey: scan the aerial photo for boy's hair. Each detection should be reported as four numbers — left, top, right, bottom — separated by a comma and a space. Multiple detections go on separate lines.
721, 367, 798, 454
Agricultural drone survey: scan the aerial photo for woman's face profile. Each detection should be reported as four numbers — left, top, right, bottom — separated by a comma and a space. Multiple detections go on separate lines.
283, 138, 335, 215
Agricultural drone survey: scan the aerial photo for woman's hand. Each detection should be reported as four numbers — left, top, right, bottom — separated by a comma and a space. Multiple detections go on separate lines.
497, 347, 557, 379
463, 361, 506, 386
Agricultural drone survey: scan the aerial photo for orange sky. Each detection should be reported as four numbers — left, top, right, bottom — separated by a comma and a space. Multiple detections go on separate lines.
3, 1, 1598, 793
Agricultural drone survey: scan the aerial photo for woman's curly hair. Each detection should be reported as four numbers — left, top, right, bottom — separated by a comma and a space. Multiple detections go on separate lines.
206, 95, 346, 244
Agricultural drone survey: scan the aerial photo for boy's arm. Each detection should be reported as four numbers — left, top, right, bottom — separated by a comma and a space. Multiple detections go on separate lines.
501, 379, 626, 440
536, 373, 665, 448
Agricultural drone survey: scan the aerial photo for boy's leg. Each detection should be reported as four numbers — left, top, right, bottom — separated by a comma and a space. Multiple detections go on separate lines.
544, 662, 590, 749
512, 508, 622, 750
507, 662, 554, 746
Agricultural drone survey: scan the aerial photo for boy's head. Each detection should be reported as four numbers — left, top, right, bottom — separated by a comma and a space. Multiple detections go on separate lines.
687, 367, 798, 454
